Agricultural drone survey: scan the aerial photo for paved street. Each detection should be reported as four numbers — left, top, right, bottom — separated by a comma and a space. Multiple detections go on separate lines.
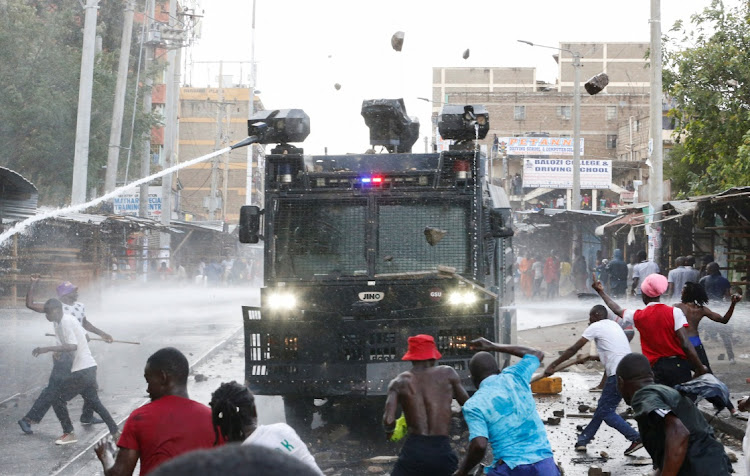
2, 290, 747, 475
0, 284, 258, 476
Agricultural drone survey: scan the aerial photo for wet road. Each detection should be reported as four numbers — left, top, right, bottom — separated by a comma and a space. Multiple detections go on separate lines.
0, 284, 258, 476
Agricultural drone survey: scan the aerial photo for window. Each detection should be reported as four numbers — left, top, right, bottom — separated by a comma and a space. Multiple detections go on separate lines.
606, 135, 617, 149
557, 106, 571, 120
514, 105, 526, 121
606, 106, 617, 121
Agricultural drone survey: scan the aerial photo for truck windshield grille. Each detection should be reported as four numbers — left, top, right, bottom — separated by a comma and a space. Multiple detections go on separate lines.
274, 199, 367, 279
377, 201, 470, 274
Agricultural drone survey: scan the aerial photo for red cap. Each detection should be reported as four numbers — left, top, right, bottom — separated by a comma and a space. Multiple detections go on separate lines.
402, 334, 442, 361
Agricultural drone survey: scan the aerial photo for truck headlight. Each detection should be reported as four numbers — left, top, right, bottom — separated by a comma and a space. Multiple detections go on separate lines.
267, 292, 297, 310
448, 291, 477, 306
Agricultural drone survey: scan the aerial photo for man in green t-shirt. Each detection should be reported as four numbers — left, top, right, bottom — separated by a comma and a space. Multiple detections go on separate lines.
616, 353, 731, 475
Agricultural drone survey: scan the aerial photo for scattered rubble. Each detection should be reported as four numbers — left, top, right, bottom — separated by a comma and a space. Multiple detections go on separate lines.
194, 373, 208, 382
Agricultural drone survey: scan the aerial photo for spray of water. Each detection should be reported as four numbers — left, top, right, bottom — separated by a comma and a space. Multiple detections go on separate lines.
0, 146, 232, 245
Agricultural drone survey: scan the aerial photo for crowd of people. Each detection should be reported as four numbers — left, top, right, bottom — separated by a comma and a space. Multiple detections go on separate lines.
16, 251, 747, 475
109, 255, 257, 286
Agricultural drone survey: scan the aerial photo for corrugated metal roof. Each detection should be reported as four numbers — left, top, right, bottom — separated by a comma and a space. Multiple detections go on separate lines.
0, 167, 38, 221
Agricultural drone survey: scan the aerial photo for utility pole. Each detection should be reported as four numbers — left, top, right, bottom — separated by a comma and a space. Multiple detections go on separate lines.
160, 0, 179, 259
71, 0, 100, 204
139, 0, 154, 218
208, 62, 224, 220
105, 0, 135, 193
246, 0, 257, 206
649, 0, 664, 262
572, 52, 582, 211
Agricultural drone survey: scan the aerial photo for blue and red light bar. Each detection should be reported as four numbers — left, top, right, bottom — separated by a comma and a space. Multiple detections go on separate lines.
360, 176, 384, 185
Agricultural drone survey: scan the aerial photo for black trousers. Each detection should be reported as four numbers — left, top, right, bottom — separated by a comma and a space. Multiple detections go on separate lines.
56, 366, 118, 434
24, 353, 94, 424
652, 357, 692, 388
391, 435, 458, 476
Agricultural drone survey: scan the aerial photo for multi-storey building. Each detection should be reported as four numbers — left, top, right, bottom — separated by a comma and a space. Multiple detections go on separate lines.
431, 42, 669, 209
178, 86, 263, 223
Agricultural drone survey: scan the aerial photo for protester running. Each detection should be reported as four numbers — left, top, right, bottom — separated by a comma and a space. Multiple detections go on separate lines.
209, 381, 324, 475
94, 347, 215, 475
454, 338, 559, 476
616, 353, 732, 475
26, 276, 113, 425
593, 274, 708, 387
544, 305, 642, 455
383, 334, 469, 476
675, 281, 741, 415
19, 298, 118, 444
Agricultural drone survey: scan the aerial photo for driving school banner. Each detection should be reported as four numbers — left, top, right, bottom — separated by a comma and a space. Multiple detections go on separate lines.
523, 158, 612, 189
500, 137, 584, 156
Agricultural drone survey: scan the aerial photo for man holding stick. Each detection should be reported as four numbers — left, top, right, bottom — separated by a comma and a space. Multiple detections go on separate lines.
19, 299, 119, 444
25, 276, 114, 426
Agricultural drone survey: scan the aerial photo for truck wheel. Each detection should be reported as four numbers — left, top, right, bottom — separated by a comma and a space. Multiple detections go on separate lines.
283, 396, 314, 430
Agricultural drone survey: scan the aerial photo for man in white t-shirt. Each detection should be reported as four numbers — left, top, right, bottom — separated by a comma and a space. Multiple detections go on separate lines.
25, 278, 113, 426
210, 381, 324, 475
631, 250, 660, 297
544, 305, 642, 455
19, 299, 119, 444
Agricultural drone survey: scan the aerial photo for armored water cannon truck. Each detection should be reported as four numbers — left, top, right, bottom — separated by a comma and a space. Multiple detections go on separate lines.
238, 99, 515, 426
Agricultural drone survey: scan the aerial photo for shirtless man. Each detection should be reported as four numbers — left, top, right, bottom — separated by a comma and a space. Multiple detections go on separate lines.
675, 282, 741, 415
383, 334, 469, 476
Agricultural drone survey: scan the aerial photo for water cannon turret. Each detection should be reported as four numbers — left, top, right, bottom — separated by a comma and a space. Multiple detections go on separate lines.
438, 105, 489, 149
361, 99, 419, 153
248, 109, 310, 154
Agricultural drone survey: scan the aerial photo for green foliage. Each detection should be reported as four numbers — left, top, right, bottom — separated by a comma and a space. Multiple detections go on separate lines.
0, 0, 162, 206
663, 0, 750, 195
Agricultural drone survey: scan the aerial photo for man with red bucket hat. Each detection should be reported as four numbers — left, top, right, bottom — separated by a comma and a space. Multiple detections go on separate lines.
383, 334, 469, 476
593, 273, 708, 387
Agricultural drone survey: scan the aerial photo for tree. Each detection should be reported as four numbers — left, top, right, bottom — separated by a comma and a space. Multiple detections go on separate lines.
0, 0, 162, 206
663, 0, 750, 196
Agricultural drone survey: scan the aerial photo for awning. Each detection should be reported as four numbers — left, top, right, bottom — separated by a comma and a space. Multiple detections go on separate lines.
595, 213, 644, 236
0, 167, 38, 221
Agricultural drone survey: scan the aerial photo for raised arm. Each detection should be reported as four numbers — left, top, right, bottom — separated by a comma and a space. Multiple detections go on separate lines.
703, 294, 741, 324
592, 280, 625, 317
470, 337, 544, 362
25, 277, 45, 313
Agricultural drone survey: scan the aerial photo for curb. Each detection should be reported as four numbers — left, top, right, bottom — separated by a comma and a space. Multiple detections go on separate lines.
700, 408, 747, 441
50, 325, 244, 476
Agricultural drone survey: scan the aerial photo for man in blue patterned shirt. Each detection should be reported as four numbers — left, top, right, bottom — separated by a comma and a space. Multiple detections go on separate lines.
454, 338, 559, 476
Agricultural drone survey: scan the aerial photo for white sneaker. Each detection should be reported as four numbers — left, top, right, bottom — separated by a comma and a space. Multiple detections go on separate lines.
55, 433, 78, 445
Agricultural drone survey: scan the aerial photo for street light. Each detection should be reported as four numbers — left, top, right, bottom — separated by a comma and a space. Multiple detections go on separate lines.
518, 40, 583, 210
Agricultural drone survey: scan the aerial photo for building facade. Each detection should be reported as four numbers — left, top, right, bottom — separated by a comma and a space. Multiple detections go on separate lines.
178, 87, 263, 223
431, 42, 669, 209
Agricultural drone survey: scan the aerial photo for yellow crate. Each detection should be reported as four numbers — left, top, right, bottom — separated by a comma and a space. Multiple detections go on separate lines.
530, 376, 562, 394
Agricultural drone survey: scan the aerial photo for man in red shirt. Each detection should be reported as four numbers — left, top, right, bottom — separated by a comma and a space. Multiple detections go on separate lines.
593, 274, 707, 387
94, 347, 216, 475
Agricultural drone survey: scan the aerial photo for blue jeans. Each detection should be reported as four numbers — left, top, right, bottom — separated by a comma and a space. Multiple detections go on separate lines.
488, 457, 560, 476
577, 375, 640, 445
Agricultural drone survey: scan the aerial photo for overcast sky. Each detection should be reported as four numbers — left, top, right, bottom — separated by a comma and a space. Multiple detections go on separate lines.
185, 0, 738, 155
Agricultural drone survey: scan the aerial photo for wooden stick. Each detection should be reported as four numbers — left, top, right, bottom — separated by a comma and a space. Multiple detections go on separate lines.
45, 333, 140, 345
530, 355, 590, 383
